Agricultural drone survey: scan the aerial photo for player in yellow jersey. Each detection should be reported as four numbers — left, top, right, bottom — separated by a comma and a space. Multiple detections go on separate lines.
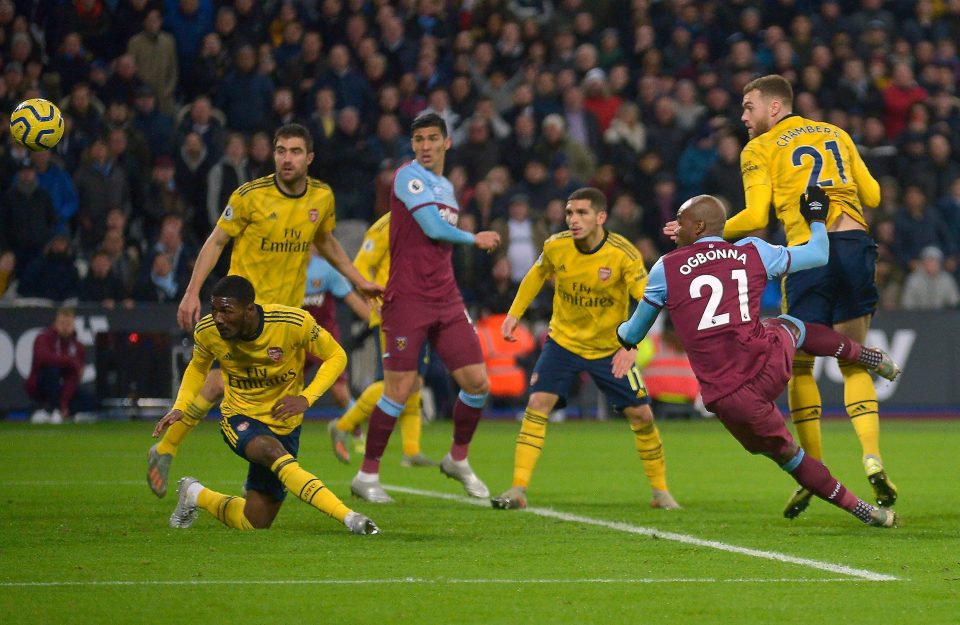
146, 123, 382, 498
154, 276, 379, 534
491, 187, 679, 511
326, 212, 436, 467
667, 75, 895, 518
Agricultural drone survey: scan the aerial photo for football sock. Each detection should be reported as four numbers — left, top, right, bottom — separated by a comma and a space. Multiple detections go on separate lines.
197, 487, 254, 530
783, 450, 872, 522
800, 324, 861, 361
361, 396, 403, 474
450, 391, 485, 460
840, 363, 882, 461
337, 381, 382, 433
271, 454, 350, 522
156, 395, 214, 456
398, 389, 422, 456
513, 408, 548, 488
631, 421, 668, 492
788, 351, 823, 460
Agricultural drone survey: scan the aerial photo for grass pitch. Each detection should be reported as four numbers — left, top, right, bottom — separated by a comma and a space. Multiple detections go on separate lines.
1, 417, 957, 624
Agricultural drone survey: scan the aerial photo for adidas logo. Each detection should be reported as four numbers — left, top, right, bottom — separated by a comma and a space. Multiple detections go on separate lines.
267, 212, 279, 220
222, 353, 234, 360
557, 264, 566, 272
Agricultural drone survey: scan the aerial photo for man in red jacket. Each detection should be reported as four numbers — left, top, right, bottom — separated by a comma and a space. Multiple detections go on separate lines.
24, 307, 92, 424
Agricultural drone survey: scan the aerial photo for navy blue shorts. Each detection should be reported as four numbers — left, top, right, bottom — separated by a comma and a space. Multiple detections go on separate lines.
373, 327, 430, 380
529, 337, 650, 411
220, 414, 301, 501
783, 230, 878, 325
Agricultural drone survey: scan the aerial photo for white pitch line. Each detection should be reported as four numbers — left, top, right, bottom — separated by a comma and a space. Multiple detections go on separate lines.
0, 577, 872, 588
383, 484, 899, 582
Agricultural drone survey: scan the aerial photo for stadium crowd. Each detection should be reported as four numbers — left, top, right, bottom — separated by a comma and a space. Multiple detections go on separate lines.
1, 0, 959, 315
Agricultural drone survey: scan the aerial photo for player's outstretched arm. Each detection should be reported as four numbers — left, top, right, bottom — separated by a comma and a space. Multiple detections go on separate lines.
314, 229, 383, 299
178, 226, 231, 331
152, 409, 184, 437
504, 256, 550, 333
786, 186, 830, 273
617, 300, 660, 348
474, 231, 501, 251
610, 347, 637, 379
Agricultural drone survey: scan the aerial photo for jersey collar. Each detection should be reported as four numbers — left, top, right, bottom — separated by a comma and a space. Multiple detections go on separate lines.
575, 229, 609, 255
695, 236, 726, 243
772, 113, 800, 130
273, 174, 308, 199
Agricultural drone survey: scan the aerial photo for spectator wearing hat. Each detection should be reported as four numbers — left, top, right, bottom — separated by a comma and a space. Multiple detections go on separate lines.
582, 67, 621, 133
901, 246, 960, 310
535, 113, 597, 185
127, 8, 179, 114
0, 159, 57, 272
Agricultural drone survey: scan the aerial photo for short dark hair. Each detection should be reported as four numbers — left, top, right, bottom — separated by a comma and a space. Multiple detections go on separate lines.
411, 112, 447, 138
567, 187, 607, 212
211, 275, 256, 305
274, 123, 314, 152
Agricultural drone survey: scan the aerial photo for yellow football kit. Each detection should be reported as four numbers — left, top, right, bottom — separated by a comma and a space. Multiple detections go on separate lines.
173, 304, 347, 434
217, 175, 336, 306
353, 213, 391, 328
508, 231, 648, 359
724, 114, 880, 244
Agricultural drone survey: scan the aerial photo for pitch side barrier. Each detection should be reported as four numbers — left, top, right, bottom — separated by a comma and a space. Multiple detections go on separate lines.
0, 306, 957, 414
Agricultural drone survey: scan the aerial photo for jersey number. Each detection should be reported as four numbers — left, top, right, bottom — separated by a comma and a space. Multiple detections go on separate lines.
791, 140, 848, 188
689, 270, 750, 331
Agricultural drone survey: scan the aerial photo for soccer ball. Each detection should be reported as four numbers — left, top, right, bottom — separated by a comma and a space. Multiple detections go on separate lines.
9, 98, 64, 152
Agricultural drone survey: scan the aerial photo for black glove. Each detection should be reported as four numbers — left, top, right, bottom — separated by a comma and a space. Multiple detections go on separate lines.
800, 185, 829, 223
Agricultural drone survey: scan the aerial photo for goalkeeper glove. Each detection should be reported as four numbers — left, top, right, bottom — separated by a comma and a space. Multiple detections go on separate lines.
800, 185, 829, 223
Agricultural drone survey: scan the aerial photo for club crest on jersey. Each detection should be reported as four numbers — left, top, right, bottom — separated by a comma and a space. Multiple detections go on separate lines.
236, 421, 249, 432
395, 336, 408, 351
223, 205, 234, 221
267, 347, 284, 362
408, 178, 424, 194
308, 209, 319, 223
598, 267, 612, 281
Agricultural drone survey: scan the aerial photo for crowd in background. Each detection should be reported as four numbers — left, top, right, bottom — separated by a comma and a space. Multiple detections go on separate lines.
1, 0, 960, 317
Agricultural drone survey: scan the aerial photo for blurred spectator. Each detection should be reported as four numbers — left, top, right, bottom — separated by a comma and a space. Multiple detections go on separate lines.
165, 0, 214, 81
143, 212, 196, 289
900, 246, 960, 310
605, 193, 644, 243
883, 62, 928, 140
175, 131, 214, 241
246, 131, 274, 179
917, 133, 960, 204
30, 150, 79, 237
0, 249, 14, 300
379, 15, 419, 82
0, 159, 56, 271
263, 86, 304, 133
65, 0, 115, 59
322, 106, 378, 221
582, 68, 621, 133
62, 82, 104, 142
102, 53, 145, 107
132, 251, 183, 302
113, 0, 157, 44
100, 227, 140, 295
205, 133, 249, 228
857, 116, 898, 181
278, 29, 325, 111
646, 96, 687, 172
127, 8, 179, 114
560, 85, 602, 158
142, 156, 186, 240
894, 184, 957, 270
79, 248, 133, 309
676, 125, 718, 201
74, 138, 132, 254
177, 95, 226, 160
491, 193, 548, 285
133, 85, 175, 158
216, 44, 275, 134
368, 113, 414, 171
51, 32, 92, 95
307, 86, 338, 151
703, 132, 745, 214
603, 101, 646, 183
24, 306, 96, 424
450, 116, 501, 185
500, 113, 539, 182
315, 43, 374, 119
478, 254, 518, 317
18, 235, 80, 301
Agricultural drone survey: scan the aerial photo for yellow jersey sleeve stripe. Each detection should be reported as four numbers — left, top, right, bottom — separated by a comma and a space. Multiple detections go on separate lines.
264, 310, 306, 319
306, 177, 332, 191
236, 177, 276, 197
606, 237, 641, 261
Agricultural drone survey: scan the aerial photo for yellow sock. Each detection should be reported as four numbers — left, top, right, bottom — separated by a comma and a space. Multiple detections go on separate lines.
271, 454, 350, 522
788, 352, 823, 460
197, 487, 254, 530
630, 421, 668, 491
840, 362, 881, 463
398, 390, 422, 456
156, 395, 214, 456
337, 381, 383, 433
513, 408, 548, 488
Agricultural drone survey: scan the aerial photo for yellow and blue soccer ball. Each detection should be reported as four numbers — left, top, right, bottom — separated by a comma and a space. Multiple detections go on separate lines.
9, 98, 64, 151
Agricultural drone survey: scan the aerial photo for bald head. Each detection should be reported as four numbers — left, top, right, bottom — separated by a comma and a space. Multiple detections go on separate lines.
675, 195, 727, 246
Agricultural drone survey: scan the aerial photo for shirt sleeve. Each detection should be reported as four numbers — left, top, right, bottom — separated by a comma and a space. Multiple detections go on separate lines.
172, 327, 215, 412
507, 249, 553, 319
623, 251, 649, 301
299, 316, 348, 406
394, 166, 476, 245
640, 258, 667, 308
215, 189, 250, 238
354, 232, 386, 283
723, 144, 773, 239
744, 222, 829, 278
844, 131, 881, 209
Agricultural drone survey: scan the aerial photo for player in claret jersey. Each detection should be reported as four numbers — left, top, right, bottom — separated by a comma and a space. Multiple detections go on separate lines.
350, 112, 501, 503
620, 192, 900, 528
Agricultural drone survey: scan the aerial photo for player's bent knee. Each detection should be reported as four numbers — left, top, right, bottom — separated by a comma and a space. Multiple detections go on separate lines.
624, 404, 654, 424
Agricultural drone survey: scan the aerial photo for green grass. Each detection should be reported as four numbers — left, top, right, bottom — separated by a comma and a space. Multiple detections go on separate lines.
1, 417, 957, 624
